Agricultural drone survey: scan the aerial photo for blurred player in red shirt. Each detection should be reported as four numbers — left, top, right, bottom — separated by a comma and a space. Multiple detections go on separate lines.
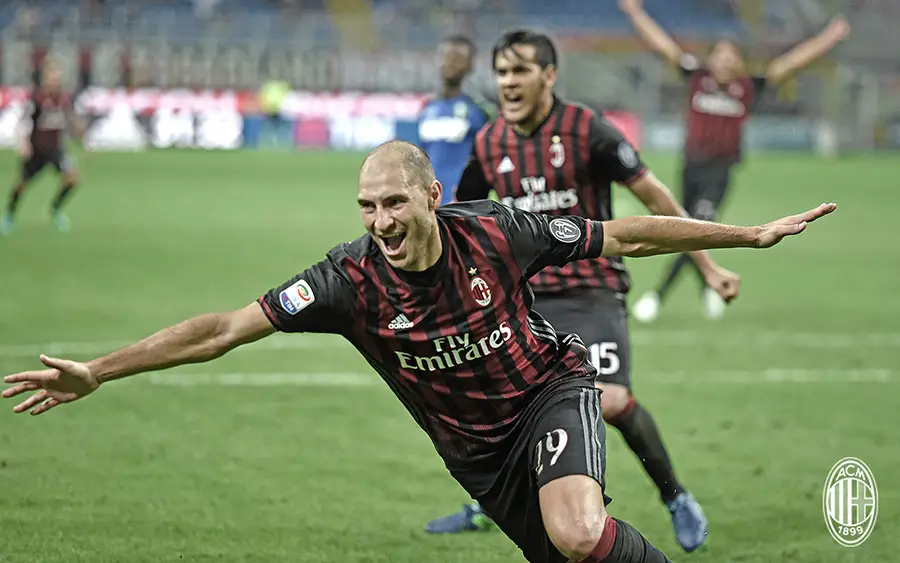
2, 60, 84, 235
620, 0, 849, 321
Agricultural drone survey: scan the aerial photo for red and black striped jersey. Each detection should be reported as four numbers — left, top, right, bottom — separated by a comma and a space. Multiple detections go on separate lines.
26, 89, 72, 153
259, 200, 602, 463
456, 97, 647, 294
679, 54, 767, 163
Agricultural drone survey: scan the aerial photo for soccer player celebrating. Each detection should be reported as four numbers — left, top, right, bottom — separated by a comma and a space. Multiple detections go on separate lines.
2, 60, 84, 235
436, 29, 734, 552
619, 0, 850, 322
3, 140, 836, 563
417, 35, 491, 205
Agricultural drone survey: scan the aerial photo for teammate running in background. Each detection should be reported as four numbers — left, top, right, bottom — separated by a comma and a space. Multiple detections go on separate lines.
429, 30, 740, 551
619, 0, 850, 322
2, 60, 84, 235
416, 35, 491, 205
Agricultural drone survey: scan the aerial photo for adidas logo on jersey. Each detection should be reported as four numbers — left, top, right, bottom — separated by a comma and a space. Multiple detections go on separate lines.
389, 313, 414, 330
497, 156, 515, 174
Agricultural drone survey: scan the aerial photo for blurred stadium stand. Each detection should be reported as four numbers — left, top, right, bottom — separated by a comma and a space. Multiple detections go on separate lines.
0, 0, 898, 150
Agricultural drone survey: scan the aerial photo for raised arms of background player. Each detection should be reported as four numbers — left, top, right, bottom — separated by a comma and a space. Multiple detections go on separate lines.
2, 203, 836, 415
619, 0, 850, 87
454, 114, 740, 297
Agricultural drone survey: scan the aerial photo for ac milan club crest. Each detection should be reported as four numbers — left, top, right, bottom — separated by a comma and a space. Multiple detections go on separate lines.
470, 276, 492, 307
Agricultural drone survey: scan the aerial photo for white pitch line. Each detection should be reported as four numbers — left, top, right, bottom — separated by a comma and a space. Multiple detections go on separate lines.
2, 331, 900, 358
138, 369, 897, 387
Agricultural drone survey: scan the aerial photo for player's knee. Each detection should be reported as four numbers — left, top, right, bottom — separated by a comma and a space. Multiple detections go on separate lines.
540, 475, 609, 560
64, 170, 78, 185
595, 383, 631, 420
545, 507, 609, 560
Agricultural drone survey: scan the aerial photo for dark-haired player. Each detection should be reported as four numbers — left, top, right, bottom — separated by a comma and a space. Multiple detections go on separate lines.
3, 140, 835, 563
2, 60, 84, 235
417, 35, 491, 205
620, 0, 850, 322
430, 29, 735, 552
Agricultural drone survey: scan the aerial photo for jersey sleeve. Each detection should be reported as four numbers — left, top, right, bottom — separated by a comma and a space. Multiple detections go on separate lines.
588, 115, 647, 185
492, 202, 605, 279
257, 255, 356, 335
454, 150, 493, 201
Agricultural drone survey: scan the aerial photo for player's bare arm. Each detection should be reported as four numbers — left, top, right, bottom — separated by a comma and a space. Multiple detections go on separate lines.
2, 302, 276, 415
626, 172, 740, 299
601, 202, 836, 257
619, 0, 684, 65
765, 16, 850, 85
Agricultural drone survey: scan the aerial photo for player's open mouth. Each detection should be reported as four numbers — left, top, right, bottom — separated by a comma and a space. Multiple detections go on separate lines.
504, 93, 523, 108
381, 233, 406, 256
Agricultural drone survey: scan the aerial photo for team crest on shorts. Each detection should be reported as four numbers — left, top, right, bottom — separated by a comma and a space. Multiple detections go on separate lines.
823, 457, 878, 547
470, 276, 492, 307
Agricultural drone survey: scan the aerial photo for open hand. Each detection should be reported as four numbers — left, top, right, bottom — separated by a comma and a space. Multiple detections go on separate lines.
3, 355, 100, 415
756, 202, 837, 249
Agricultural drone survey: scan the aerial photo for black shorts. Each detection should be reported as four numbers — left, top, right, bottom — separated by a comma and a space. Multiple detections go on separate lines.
21, 150, 73, 180
682, 160, 733, 221
448, 384, 608, 563
534, 290, 631, 388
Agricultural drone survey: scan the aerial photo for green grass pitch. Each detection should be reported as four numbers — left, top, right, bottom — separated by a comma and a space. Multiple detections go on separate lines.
0, 148, 897, 562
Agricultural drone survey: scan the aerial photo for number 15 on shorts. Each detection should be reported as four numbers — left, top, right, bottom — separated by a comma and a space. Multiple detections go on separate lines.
589, 342, 620, 375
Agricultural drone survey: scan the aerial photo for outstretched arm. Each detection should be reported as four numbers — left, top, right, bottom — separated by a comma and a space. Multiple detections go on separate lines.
498, 201, 835, 283
4, 255, 356, 416
601, 203, 836, 257
766, 17, 850, 85
88, 303, 274, 383
3, 303, 275, 414
619, 0, 684, 65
